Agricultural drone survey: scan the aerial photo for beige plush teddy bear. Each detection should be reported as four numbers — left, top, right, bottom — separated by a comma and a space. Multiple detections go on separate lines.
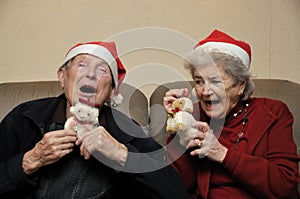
64, 102, 99, 138
166, 97, 198, 146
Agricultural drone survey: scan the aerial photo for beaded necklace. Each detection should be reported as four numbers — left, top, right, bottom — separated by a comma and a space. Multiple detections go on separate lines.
232, 102, 249, 151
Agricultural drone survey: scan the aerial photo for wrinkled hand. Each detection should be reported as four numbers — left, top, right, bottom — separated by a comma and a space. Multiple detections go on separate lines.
185, 121, 228, 163
163, 88, 189, 113
75, 126, 128, 167
23, 129, 77, 175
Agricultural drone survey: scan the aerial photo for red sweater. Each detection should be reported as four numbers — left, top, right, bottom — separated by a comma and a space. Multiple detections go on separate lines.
166, 98, 300, 199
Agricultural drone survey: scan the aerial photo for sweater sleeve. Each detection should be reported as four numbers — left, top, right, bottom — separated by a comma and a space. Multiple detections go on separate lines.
0, 115, 38, 195
222, 100, 300, 199
165, 134, 198, 196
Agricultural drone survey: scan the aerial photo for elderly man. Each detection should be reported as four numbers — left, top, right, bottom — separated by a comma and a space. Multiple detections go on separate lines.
0, 41, 185, 199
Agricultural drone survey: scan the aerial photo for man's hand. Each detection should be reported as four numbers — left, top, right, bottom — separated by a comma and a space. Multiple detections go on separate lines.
76, 126, 128, 167
22, 129, 77, 175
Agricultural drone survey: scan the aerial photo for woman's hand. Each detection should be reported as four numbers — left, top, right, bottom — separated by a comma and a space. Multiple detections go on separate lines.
22, 129, 77, 175
76, 126, 128, 167
163, 88, 190, 113
185, 121, 228, 163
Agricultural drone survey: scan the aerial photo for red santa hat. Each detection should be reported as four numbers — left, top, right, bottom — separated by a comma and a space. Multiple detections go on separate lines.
194, 29, 251, 68
60, 41, 126, 106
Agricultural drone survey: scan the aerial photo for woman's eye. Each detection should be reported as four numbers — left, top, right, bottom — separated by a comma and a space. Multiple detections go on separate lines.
195, 79, 204, 85
212, 80, 224, 86
212, 80, 221, 84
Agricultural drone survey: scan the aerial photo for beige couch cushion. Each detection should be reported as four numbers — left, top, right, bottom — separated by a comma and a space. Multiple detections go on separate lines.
0, 81, 63, 121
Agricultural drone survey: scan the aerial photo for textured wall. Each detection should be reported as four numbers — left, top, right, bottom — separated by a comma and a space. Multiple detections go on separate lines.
0, 0, 299, 97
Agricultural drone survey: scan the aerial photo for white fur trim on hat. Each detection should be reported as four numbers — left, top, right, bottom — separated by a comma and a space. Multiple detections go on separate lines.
195, 41, 250, 68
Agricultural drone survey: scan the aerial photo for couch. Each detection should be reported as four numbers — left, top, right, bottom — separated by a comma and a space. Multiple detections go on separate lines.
1, 79, 299, 153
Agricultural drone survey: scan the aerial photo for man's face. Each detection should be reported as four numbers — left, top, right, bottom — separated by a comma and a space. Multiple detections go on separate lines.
58, 54, 113, 107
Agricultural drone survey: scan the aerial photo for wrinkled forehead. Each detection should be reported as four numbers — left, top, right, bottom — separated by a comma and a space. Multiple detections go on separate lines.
72, 54, 109, 66
193, 62, 223, 78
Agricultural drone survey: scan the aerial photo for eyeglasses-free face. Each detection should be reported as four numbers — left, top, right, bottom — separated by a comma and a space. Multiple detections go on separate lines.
193, 63, 246, 119
58, 54, 114, 108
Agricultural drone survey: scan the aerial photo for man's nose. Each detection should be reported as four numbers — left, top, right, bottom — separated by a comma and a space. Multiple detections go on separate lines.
86, 67, 96, 79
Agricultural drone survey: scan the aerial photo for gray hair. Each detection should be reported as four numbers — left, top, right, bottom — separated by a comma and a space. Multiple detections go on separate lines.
184, 49, 254, 101
60, 58, 73, 70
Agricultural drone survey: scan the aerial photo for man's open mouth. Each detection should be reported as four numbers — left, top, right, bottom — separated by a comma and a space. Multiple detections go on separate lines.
80, 85, 96, 93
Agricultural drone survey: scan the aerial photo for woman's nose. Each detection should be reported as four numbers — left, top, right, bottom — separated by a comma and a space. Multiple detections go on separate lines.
201, 84, 213, 96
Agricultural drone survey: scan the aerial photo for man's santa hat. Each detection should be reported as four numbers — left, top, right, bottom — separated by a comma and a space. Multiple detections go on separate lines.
194, 29, 251, 68
60, 41, 126, 106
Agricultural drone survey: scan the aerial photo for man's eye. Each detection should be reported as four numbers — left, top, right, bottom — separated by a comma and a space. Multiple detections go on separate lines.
96, 67, 108, 74
97, 68, 107, 73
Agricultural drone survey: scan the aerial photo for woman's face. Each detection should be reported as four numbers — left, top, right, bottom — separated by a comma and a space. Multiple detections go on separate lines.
193, 63, 246, 119
57, 54, 113, 108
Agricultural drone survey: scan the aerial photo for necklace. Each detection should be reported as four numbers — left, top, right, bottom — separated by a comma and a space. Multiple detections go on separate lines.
232, 102, 249, 151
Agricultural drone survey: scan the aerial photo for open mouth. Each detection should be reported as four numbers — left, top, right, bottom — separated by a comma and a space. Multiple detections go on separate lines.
204, 100, 220, 106
80, 85, 96, 93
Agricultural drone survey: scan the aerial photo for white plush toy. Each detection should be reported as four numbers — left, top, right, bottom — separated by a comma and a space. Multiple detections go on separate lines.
64, 102, 99, 138
166, 97, 198, 146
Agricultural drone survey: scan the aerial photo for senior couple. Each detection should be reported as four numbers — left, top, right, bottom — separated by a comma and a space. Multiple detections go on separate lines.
0, 30, 299, 198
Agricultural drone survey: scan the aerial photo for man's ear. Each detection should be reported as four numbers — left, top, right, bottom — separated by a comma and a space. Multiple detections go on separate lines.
57, 68, 65, 88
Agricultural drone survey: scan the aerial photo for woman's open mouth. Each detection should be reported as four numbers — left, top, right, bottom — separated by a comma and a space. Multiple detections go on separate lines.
205, 100, 219, 105
204, 99, 221, 108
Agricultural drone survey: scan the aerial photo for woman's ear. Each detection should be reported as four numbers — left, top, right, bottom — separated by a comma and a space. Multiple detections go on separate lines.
57, 68, 65, 88
239, 80, 248, 95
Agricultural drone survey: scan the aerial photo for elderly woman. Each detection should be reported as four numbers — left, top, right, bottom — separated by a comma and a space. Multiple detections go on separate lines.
0, 41, 185, 199
164, 30, 300, 198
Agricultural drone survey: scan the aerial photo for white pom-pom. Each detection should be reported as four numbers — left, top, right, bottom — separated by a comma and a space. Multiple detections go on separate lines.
110, 93, 123, 107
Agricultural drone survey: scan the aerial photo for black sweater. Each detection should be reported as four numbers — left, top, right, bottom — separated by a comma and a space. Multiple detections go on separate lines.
0, 94, 186, 199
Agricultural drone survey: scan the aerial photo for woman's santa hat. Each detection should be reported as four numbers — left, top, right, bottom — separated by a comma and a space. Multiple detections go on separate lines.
60, 41, 126, 107
194, 29, 251, 68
